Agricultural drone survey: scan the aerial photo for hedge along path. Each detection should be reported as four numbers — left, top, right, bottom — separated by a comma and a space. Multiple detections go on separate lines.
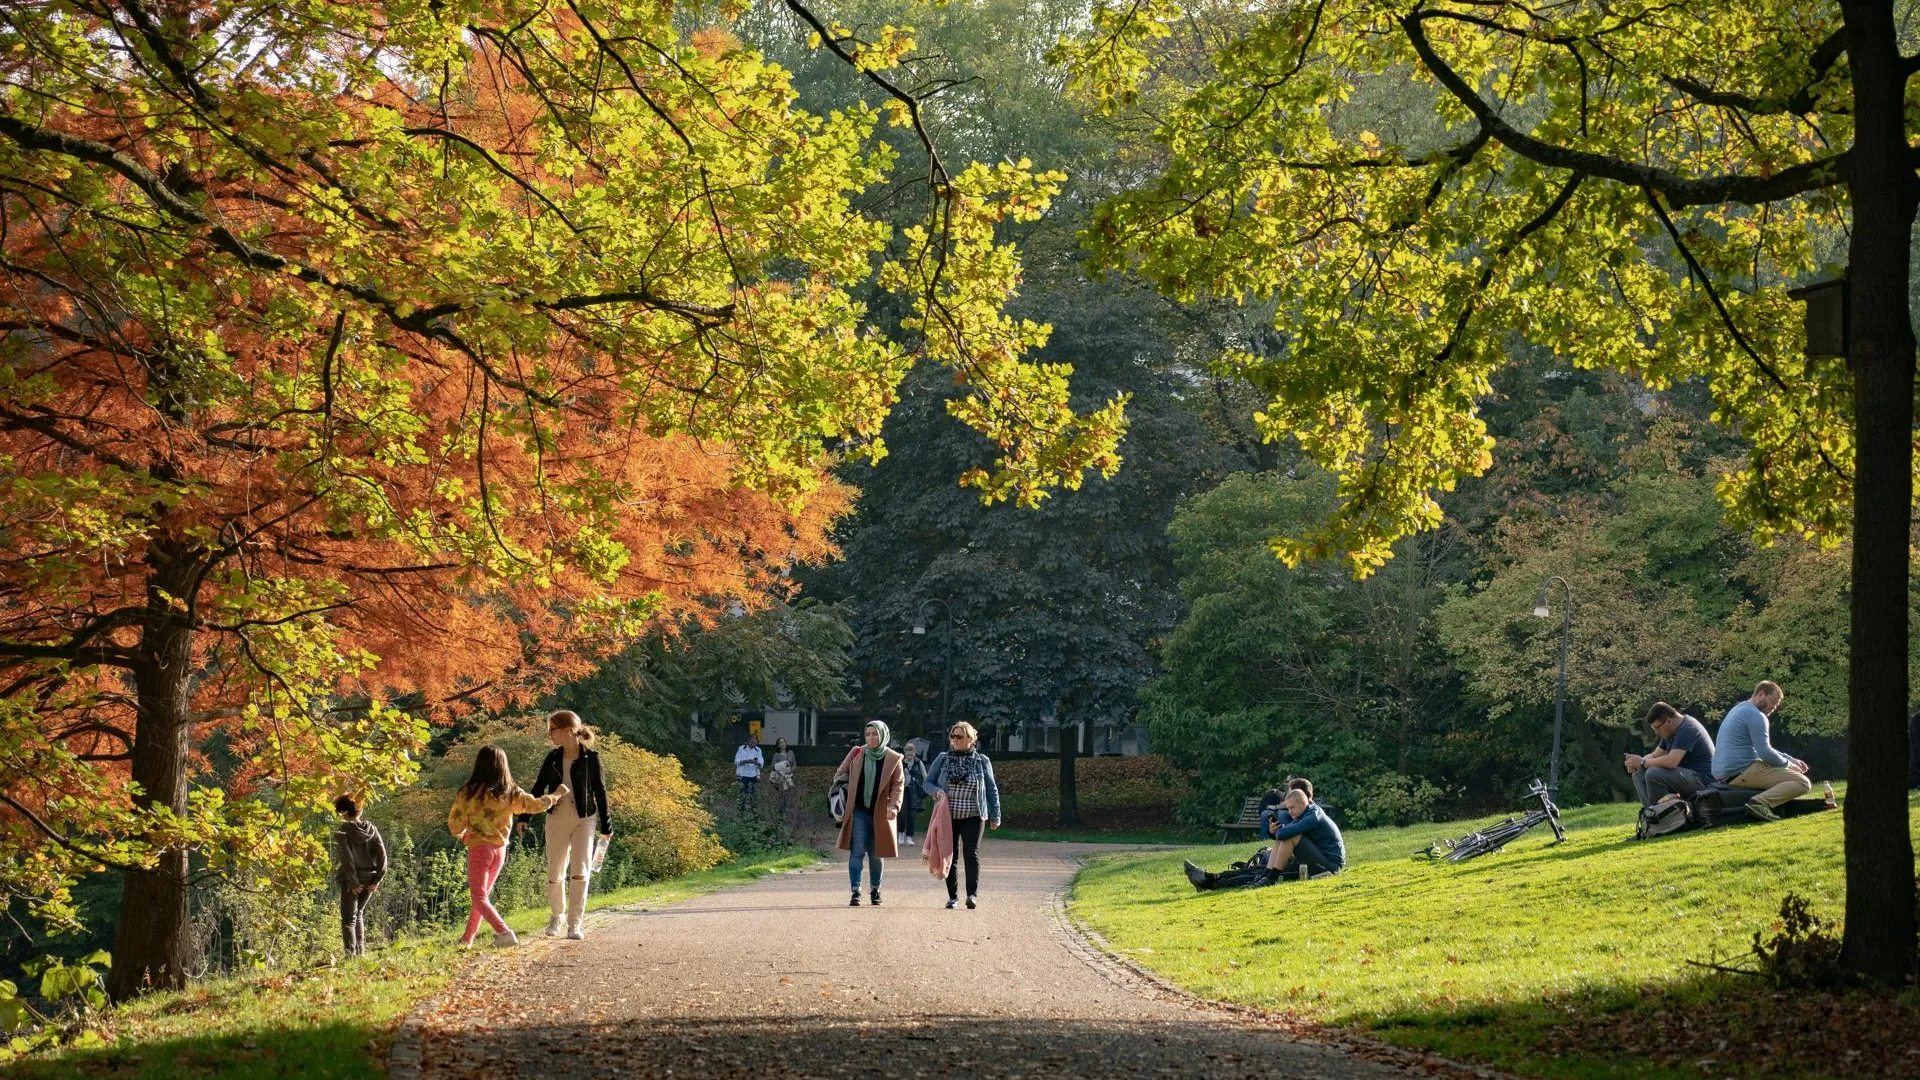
400, 840, 1485, 1079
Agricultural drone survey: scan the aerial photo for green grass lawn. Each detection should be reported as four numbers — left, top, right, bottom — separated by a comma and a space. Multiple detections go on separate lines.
1071, 795, 1920, 1080
12, 848, 821, 1079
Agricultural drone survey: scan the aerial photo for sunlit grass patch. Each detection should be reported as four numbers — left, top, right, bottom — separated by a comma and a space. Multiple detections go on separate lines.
1071, 793, 1920, 1079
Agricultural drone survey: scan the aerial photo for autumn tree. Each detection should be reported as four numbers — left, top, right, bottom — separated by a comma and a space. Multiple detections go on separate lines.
0, 0, 1125, 998
1061, 0, 1916, 980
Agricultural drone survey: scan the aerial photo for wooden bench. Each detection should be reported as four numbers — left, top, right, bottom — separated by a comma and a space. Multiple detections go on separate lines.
1217, 796, 1265, 843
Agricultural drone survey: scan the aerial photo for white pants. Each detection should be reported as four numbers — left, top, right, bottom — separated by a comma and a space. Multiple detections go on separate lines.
546, 801, 596, 928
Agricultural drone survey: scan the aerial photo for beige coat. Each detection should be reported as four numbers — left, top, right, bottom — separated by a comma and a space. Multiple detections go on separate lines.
834, 746, 904, 859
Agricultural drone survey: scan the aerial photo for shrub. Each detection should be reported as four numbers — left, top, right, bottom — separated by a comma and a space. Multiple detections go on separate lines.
1342, 773, 1449, 828
398, 718, 727, 884
1751, 892, 1845, 989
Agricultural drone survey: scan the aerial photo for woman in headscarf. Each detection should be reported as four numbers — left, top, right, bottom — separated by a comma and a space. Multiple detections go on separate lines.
833, 719, 904, 906
921, 721, 1001, 909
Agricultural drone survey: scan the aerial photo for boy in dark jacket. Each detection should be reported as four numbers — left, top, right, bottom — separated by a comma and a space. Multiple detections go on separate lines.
332, 794, 387, 956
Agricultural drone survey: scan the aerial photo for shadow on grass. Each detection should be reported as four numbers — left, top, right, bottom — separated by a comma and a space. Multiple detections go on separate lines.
1360, 968, 1920, 1080
420, 1013, 1392, 1079
10, 1019, 391, 1080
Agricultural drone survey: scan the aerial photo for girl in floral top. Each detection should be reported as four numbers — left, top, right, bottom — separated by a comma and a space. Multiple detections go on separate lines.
448, 745, 566, 947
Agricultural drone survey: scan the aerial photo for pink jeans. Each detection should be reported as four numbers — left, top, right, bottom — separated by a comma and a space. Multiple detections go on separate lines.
462, 844, 509, 942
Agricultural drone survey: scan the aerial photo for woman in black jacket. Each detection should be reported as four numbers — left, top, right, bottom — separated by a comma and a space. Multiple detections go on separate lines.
522, 710, 611, 939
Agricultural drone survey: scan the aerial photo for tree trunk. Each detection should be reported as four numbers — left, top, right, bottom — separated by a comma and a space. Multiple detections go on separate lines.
107, 542, 198, 1001
1058, 721, 1081, 827
1838, 0, 1918, 984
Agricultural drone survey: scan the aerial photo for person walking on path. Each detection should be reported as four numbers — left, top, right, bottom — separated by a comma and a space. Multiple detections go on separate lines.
768, 736, 800, 831
1710, 680, 1812, 822
332, 793, 386, 957
449, 745, 567, 948
923, 721, 1000, 910
519, 710, 612, 940
834, 720, 904, 906
734, 734, 764, 811
898, 742, 928, 847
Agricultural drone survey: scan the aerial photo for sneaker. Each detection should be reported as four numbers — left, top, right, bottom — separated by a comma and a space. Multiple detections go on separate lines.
902, 836, 916, 846
945, 897, 958, 910
1746, 800, 1781, 823
869, 890, 882, 906
566, 926, 585, 941
849, 891, 861, 907
458, 938, 475, 950
544, 917, 565, 938
491, 929, 519, 948
965, 895, 977, 909
1183, 859, 1210, 890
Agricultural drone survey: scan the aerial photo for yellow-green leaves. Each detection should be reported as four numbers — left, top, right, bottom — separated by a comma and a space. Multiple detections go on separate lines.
1061, 0, 1856, 574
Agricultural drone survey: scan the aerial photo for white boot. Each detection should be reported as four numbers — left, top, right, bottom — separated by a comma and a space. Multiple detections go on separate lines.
544, 915, 565, 937
565, 875, 588, 939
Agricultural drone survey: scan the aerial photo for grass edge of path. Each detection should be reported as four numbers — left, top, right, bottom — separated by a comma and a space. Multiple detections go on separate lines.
8, 847, 824, 1080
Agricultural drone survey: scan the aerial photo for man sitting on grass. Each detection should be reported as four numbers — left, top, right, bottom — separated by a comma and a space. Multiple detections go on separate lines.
1185, 788, 1345, 890
1255, 777, 1313, 845
1626, 701, 1715, 806
1711, 679, 1812, 822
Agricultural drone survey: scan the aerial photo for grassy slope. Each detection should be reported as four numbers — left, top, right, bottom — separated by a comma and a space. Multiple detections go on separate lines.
1071, 795, 1920, 1080
15, 849, 820, 1080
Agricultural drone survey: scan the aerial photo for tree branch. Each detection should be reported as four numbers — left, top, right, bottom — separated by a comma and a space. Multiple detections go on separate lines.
0, 791, 150, 873
1400, 11, 1848, 208
1642, 187, 1850, 483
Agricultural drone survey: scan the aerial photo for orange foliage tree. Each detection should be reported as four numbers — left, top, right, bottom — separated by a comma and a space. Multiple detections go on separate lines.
0, 0, 1125, 998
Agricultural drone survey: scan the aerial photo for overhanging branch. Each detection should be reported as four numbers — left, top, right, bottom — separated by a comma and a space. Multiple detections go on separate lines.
1400, 11, 1848, 208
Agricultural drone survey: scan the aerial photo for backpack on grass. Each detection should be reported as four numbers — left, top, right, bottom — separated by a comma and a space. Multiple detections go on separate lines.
1635, 798, 1694, 840
1687, 784, 1759, 828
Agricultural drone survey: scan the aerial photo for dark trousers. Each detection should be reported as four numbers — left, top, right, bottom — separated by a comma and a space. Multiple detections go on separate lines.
947, 815, 984, 899
901, 798, 920, 839
339, 885, 371, 956
737, 776, 757, 809
1274, 835, 1336, 878
1200, 836, 1335, 891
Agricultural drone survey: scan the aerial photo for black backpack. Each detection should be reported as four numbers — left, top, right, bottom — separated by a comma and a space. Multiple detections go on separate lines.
1685, 785, 1758, 827
1635, 799, 1694, 840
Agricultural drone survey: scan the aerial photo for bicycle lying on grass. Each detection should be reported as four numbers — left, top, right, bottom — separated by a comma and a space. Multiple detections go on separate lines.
1416, 781, 1567, 862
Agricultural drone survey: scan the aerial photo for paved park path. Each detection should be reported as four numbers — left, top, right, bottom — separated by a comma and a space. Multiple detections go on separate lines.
400, 841, 1490, 1079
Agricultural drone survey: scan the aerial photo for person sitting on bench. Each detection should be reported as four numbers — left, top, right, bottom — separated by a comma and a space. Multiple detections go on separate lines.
1254, 787, 1286, 847
1710, 680, 1812, 823
1626, 702, 1715, 806
1256, 777, 1314, 843
1185, 788, 1345, 890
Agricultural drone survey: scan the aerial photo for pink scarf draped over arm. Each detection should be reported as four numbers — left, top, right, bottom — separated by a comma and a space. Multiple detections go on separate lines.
921, 792, 953, 878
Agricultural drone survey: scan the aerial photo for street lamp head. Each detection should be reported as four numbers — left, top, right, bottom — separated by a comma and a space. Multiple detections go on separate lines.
1531, 580, 1551, 619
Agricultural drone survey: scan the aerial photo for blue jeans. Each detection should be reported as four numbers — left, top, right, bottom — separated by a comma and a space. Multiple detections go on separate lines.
848, 809, 884, 890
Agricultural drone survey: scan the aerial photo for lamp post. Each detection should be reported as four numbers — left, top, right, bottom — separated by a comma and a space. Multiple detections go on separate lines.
1531, 576, 1572, 799
913, 598, 953, 738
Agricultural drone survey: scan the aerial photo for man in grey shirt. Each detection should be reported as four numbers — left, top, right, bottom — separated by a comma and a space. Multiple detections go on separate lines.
1710, 680, 1812, 822
1626, 701, 1714, 806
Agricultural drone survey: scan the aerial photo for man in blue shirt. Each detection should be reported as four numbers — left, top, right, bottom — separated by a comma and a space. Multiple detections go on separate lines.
1184, 789, 1344, 890
1710, 680, 1812, 822
1627, 701, 1715, 806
